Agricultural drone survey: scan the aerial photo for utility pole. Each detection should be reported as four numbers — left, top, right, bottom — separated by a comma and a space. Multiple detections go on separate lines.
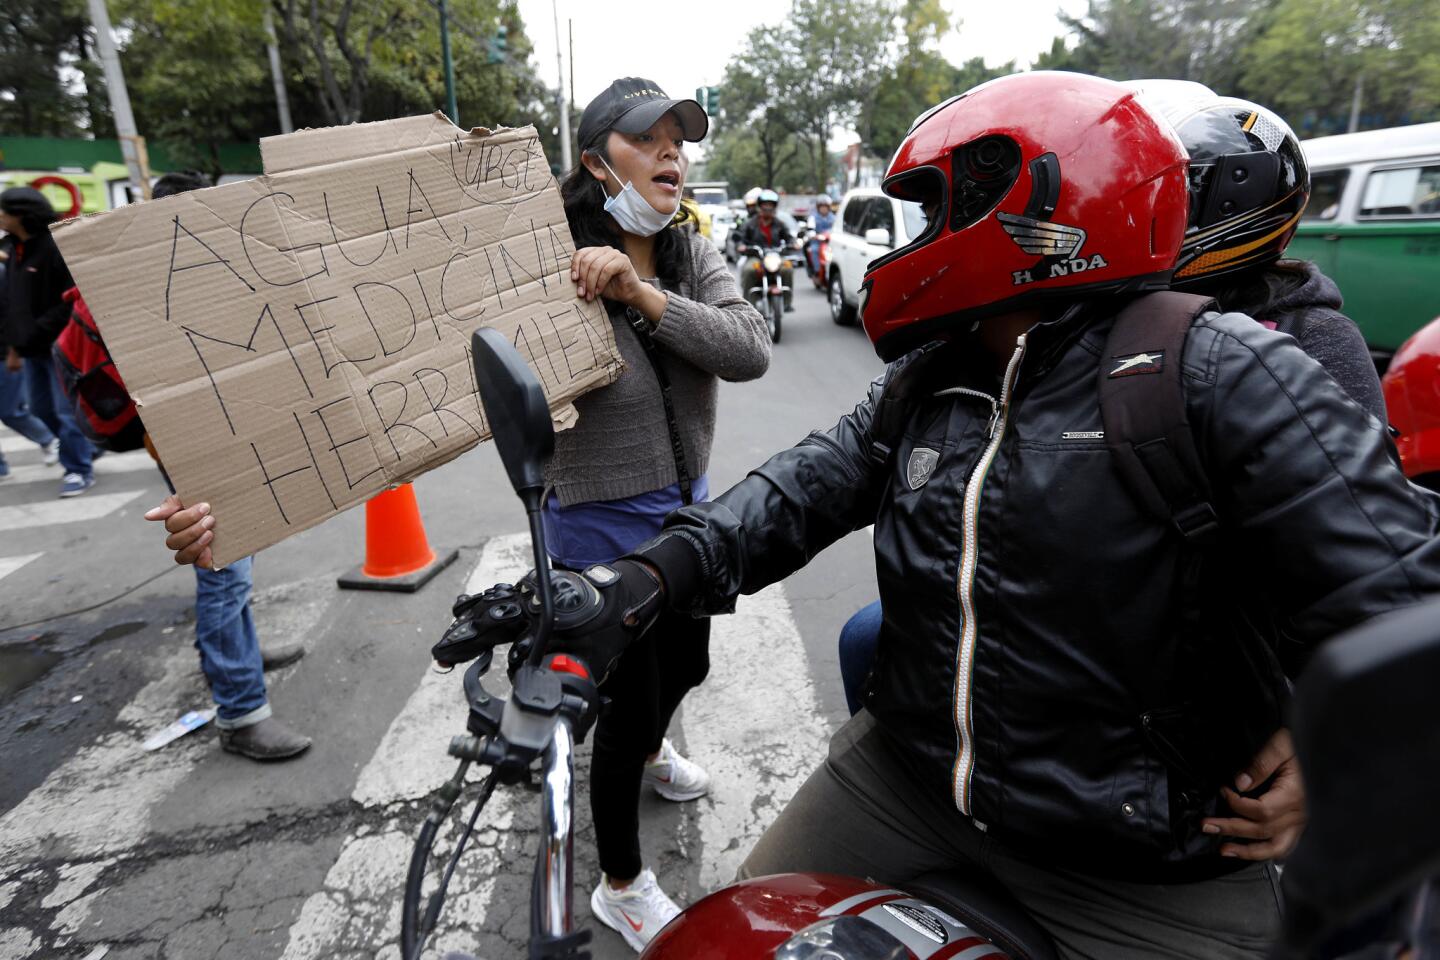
568, 19, 575, 109
262, 5, 293, 134
1347, 72, 1364, 134
86, 0, 151, 200
553, 0, 571, 169
439, 0, 459, 125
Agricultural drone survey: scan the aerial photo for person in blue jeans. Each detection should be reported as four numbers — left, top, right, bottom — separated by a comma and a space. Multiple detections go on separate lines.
0, 187, 94, 497
0, 281, 59, 479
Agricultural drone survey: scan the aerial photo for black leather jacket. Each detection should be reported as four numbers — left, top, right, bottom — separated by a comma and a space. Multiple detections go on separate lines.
636, 303, 1440, 880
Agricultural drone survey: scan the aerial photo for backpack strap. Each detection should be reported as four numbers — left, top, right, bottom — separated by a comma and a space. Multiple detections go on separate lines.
1098, 292, 1221, 542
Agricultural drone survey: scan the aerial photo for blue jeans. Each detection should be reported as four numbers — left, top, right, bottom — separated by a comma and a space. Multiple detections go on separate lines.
194, 557, 270, 729
838, 600, 882, 716
23, 356, 92, 477
0, 364, 56, 469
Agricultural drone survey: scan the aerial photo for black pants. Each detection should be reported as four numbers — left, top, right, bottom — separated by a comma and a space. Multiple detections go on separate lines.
590, 605, 711, 880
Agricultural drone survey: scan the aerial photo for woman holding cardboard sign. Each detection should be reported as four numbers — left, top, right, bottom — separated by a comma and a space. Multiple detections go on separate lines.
151, 78, 770, 951
541, 77, 770, 951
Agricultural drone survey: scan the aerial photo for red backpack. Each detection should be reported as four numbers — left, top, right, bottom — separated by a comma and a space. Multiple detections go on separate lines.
52, 287, 144, 452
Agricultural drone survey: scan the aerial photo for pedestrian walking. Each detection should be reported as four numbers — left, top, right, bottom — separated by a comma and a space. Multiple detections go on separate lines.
0, 248, 59, 480
0, 186, 94, 496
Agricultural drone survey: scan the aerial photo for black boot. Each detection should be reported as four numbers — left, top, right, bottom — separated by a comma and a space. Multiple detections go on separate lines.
220, 717, 312, 761
260, 640, 306, 671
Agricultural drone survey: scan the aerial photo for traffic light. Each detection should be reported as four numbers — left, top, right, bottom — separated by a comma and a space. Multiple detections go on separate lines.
487, 25, 507, 64
695, 86, 720, 116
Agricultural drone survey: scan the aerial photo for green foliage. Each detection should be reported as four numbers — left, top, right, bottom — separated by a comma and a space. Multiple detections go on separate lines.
715, 0, 894, 191
1043, 0, 1440, 134
1, 0, 112, 136
5, 0, 555, 176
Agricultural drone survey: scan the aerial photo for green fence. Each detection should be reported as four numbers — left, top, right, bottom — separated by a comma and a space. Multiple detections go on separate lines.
0, 136, 263, 175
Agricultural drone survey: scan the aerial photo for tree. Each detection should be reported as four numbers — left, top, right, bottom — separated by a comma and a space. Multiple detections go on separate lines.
714, 27, 807, 189
0, 0, 110, 136
113, 0, 273, 173
860, 1, 1013, 162
1241, 0, 1440, 134
775, 0, 896, 189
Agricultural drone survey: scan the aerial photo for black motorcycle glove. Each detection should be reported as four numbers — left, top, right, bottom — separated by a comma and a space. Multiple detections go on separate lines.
431, 559, 666, 684
529, 559, 665, 683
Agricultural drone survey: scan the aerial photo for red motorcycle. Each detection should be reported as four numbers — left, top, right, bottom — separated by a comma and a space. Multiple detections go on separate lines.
402, 330, 1440, 960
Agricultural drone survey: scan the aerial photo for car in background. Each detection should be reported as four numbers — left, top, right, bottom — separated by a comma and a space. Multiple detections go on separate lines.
1288, 122, 1440, 369
687, 180, 732, 253
827, 188, 925, 326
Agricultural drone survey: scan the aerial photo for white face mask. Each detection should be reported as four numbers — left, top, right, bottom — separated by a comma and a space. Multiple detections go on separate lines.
597, 156, 676, 237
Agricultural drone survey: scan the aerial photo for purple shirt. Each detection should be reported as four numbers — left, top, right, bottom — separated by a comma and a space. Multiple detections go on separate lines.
542, 475, 710, 569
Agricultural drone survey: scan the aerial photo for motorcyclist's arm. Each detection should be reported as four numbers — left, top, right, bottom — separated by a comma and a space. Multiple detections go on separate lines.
647, 235, 770, 382
630, 373, 891, 615
1191, 313, 1440, 668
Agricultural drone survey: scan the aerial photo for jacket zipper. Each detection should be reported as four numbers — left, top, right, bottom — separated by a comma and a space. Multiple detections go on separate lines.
951, 335, 1027, 817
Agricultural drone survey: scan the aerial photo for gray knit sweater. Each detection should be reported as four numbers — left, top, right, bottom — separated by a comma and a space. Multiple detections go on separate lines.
546, 226, 771, 505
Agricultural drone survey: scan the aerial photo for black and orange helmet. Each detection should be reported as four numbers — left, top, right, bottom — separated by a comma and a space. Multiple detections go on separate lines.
1128, 80, 1310, 286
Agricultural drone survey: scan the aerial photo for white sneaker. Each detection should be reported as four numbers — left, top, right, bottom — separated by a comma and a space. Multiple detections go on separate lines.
589, 868, 680, 952
42, 439, 60, 466
641, 738, 710, 802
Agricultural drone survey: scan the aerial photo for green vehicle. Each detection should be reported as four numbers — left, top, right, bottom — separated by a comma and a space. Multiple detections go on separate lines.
1288, 122, 1440, 368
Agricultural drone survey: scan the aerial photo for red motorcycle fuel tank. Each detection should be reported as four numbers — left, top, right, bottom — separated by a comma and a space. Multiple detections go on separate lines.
641, 872, 1013, 959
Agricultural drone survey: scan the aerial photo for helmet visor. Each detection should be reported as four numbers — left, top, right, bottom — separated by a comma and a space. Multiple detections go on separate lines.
870, 165, 947, 272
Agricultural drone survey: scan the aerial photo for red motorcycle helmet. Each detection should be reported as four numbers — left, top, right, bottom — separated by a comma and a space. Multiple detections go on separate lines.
1382, 315, 1440, 488
861, 72, 1190, 360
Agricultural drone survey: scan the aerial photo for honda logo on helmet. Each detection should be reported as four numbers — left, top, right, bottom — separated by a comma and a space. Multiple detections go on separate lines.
999, 211, 1110, 286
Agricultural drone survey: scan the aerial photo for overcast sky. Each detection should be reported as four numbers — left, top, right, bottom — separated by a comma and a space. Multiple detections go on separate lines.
514, 0, 1088, 122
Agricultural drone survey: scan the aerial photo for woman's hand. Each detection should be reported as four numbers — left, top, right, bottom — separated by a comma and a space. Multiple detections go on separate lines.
571, 246, 667, 322
144, 495, 216, 569
5, 348, 21, 373
1202, 728, 1306, 860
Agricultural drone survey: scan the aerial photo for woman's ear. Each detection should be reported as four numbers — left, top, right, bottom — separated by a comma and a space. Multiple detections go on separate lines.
580, 149, 608, 185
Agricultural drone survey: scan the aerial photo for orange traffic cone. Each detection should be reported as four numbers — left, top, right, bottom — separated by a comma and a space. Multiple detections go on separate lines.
336, 483, 458, 592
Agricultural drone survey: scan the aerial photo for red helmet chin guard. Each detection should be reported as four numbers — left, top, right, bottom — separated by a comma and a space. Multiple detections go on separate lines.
861, 72, 1190, 361
1383, 315, 1440, 483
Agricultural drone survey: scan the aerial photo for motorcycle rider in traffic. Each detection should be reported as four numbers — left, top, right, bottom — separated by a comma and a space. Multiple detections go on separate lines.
149, 73, 1440, 958
735, 189, 797, 313
806, 194, 836, 278
839, 82, 1391, 730
457, 72, 1440, 958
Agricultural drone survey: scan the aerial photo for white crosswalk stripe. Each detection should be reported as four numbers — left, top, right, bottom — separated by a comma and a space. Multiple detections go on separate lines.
0, 490, 148, 531
3, 451, 153, 486
0, 553, 42, 583
3, 524, 834, 958
0, 432, 45, 455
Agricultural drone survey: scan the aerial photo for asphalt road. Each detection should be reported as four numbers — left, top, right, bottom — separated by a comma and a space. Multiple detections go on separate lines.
0, 261, 886, 960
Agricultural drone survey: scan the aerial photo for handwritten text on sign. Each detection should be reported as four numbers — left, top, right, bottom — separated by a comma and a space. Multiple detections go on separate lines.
53, 116, 621, 565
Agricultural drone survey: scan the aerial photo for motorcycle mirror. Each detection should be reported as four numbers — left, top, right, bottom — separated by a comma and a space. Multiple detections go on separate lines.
470, 328, 554, 506
1278, 595, 1440, 955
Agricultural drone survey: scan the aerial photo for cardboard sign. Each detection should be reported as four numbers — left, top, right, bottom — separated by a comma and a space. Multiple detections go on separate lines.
52, 114, 622, 565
